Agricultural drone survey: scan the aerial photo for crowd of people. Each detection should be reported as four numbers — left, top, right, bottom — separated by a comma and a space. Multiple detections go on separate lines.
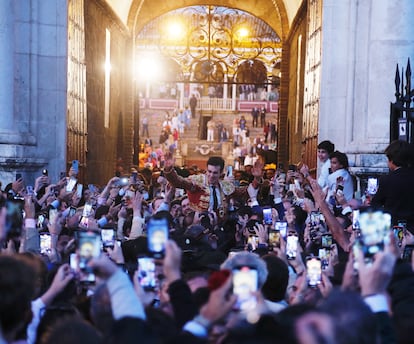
1, 139, 414, 343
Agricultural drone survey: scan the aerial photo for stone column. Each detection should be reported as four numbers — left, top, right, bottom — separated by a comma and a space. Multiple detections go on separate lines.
0, 0, 14, 131
178, 82, 184, 109
232, 83, 237, 111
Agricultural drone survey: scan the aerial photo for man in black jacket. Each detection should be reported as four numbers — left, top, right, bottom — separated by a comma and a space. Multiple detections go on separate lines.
371, 140, 414, 229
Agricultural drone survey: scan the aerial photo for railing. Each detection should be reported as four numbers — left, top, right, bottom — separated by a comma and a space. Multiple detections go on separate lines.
139, 96, 278, 113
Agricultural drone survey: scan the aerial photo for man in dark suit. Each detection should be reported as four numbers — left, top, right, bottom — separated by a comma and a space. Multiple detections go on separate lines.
371, 140, 414, 229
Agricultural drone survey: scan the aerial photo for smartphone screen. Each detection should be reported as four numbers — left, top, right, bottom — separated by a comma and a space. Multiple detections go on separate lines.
232, 266, 258, 312
147, 218, 168, 258
76, 184, 83, 198
40, 233, 52, 254
68, 206, 77, 217
275, 221, 287, 238
352, 210, 360, 230
359, 211, 391, 257
310, 211, 322, 226
137, 257, 157, 291
321, 234, 333, 248
77, 231, 101, 270
367, 177, 378, 195
227, 166, 233, 177
247, 235, 259, 251
306, 257, 322, 287
268, 230, 280, 247
286, 235, 298, 259
66, 178, 77, 192
82, 203, 93, 218
101, 229, 115, 249
263, 207, 273, 225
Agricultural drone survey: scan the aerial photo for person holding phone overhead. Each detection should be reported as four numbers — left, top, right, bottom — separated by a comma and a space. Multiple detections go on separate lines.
371, 140, 414, 228
164, 155, 264, 223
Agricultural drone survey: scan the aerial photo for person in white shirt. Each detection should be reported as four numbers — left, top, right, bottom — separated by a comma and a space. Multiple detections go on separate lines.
327, 151, 354, 202
300, 140, 335, 189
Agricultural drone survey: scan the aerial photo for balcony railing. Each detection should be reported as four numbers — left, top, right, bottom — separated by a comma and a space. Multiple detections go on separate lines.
139, 96, 278, 113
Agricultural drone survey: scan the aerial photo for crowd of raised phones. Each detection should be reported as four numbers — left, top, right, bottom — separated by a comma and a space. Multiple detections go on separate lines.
1, 140, 414, 344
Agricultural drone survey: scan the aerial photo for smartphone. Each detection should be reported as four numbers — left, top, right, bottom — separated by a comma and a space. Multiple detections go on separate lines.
232, 266, 258, 312
288, 164, 297, 172
76, 184, 83, 198
310, 211, 322, 226
352, 210, 360, 230
119, 177, 129, 187
42, 169, 48, 176
359, 211, 391, 257
147, 218, 169, 258
137, 257, 157, 291
268, 230, 280, 247
66, 178, 77, 192
60, 171, 66, 180
82, 203, 93, 218
49, 208, 58, 225
318, 248, 330, 269
37, 214, 46, 228
77, 231, 101, 271
40, 233, 52, 254
70, 253, 96, 285
16, 173, 22, 181
227, 166, 233, 177
286, 235, 298, 260
101, 229, 115, 249
275, 221, 287, 238
402, 245, 414, 263
393, 226, 404, 245
263, 207, 273, 225
68, 206, 77, 217
5, 199, 24, 239
367, 177, 378, 195
247, 235, 259, 251
336, 184, 344, 196
306, 257, 322, 287
321, 234, 333, 248
72, 160, 79, 174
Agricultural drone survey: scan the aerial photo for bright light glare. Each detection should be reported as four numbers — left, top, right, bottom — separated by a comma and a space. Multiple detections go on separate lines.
237, 27, 249, 38
136, 56, 163, 82
167, 21, 185, 40
104, 60, 111, 74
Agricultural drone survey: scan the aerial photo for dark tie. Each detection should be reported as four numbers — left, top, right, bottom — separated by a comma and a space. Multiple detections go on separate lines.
212, 185, 218, 210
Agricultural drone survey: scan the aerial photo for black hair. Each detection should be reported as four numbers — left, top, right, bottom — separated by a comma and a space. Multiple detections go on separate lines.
329, 151, 349, 169
206, 156, 225, 171
385, 140, 414, 168
318, 140, 335, 154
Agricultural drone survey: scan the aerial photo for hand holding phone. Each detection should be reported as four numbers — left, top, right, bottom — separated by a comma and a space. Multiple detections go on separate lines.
232, 266, 258, 312
137, 257, 157, 291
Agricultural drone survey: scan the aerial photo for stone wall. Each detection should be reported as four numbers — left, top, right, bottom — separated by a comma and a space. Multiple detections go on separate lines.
0, 0, 68, 186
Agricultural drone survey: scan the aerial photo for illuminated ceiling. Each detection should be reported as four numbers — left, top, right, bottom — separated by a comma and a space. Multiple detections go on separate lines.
105, 0, 302, 39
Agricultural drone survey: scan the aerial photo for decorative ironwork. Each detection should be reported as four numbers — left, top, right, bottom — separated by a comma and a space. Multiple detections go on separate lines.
135, 6, 282, 84
390, 58, 414, 143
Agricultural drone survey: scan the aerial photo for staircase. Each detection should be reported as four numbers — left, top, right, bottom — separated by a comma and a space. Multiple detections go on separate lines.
142, 108, 277, 167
